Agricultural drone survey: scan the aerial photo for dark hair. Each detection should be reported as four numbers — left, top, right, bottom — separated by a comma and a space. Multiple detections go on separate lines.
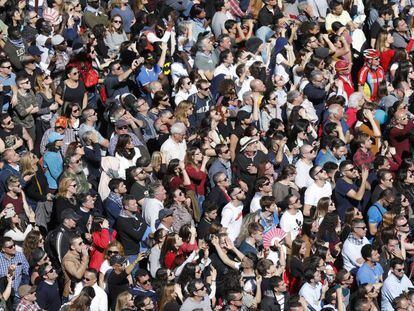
90, 216, 106, 233
108, 178, 124, 192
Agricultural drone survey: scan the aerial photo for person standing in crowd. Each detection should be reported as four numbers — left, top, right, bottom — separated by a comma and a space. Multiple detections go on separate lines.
1, 1, 414, 310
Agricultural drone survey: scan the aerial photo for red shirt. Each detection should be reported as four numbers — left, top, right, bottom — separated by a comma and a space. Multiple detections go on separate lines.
89, 229, 117, 271
380, 49, 395, 73
1, 194, 23, 215
185, 165, 207, 196
389, 121, 414, 159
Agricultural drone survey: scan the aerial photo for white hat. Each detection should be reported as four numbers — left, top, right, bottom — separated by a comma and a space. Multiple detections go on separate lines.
239, 136, 259, 152
51, 35, 64, 46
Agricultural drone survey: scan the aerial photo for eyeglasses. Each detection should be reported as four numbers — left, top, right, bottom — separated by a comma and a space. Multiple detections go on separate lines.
107, 250, 119, 255
355, 226, 367, 230
89, 112, 97, 117
196, 285, 205, 291
71, 71, 79, 75
162, 97, 169, 101
314, 168, 325, 176
20, 80, 30, 85
200, 86, 209, 91
395, 268, 405, 272
83, 277, 92, 281
141, 279, 151, 285
30, 14, 38, 19
344, 167, 356, 172
233, 189, 244, 196
46, 267, 55, 274
221, 149, 230, 154
1, 66, 11, 69
4, 244, 15, 249
290, 198, 299, 205
218, 177, 228, 183
113, 20, 122, 24
232, 296, 243, 301
117, 126, 128, 130
72, 108, 79, 113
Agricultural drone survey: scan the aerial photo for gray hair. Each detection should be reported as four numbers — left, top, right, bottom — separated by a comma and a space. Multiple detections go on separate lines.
148, 181, 163, 198
287, 90, 301, 103
310, 69, 324, 82
348, 92, 364, 109
170, 122, 187, 135
82, 131, 95, 145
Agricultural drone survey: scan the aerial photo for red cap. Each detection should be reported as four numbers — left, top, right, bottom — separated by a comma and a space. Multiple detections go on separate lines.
335, 60, 351, 72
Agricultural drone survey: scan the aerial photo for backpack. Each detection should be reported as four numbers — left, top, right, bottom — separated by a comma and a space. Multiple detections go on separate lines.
44, 227, 63, 273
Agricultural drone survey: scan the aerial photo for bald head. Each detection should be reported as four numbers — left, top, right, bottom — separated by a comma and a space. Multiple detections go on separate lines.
149, 81, 162, 94
250, 79, 266, 92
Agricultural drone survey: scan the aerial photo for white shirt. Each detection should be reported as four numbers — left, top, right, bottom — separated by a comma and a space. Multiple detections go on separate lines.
304, 182, 332, 207
160, 137, 187, 164
142, 198, 164, 232
250, 192, 263, 213
74, 282, 108, 311
381, 273, 414, 311
221, 201, 243, 242
115, 147, 142, 180
299, 282, 323, 311
280, 209, 303, 241
295, 159, 313, 189
342, 234, 369, 272
213, 64, 237, 79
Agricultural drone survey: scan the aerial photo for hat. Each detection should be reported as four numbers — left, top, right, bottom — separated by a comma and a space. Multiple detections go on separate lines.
363, 48, 380, 59
60, 209, 81, 222
115, 119, 129, 128
314, 47, 330, 59
245, 37, 263, 54
109, 254, 127, 266
273, 37, 288, 55
237, 110, 251, 122
48, 132, 64, 144
51, 35, 64, 46
158, 209, 173, 221
335, 60, 350, 72
43, 8, 62, 26
122, 93, 137, 108
18, 285, 36, 297
55, 116, 68, 129
239, 136, 259, 152
27, 46, 42, 56
30, 248, 47, 265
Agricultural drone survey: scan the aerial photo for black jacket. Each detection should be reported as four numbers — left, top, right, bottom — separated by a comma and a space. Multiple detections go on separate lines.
115, 213, 148, 256
260, 292, 289, 311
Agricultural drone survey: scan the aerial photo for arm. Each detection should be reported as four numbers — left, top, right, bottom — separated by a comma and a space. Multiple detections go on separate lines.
229, 134, 238, 162
125, 253, 145, 275
63, 254, 89, 279
157, 43, 168, 68
345, 169, 368, 201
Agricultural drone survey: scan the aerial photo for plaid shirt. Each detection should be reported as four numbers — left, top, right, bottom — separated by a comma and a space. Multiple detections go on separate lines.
0, 252, 29, 295
228, 0, 244, 18
347, 233, 366, 246
16, 300, 42, 311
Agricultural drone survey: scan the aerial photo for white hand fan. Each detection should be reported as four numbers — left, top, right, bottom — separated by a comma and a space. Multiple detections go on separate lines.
263, 227, 286, 249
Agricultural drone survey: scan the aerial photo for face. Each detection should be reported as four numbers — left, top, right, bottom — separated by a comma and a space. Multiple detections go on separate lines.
312, 75, 326, 88
125, 199, 138, 213
107, 246, 120, 258
393, 264, 406, 279
289, 195, 302, 210
182, 78, 192, 91
142, 297, 154, 310
68, 68, 80, 81
382, 173, 394, 188
83, 271, 97, 287
18, 78, 31, 90
194, 282, 207, 297
397, 20, 408, 32
1, 116, 14, 130
205, 209, 218, 221
44, 265, 58, 280
138, 274, 152, 290
333, 146, 347, 160
2, 240, 16, 256
155, 185, 167, 201
112, 17, 122, 29
72, 105, 81, 117
332, 4, 343, 15
232, 188, 246, 201
72, 238, 84, 253
396, 217, 410, 233
353, 222, 367, 238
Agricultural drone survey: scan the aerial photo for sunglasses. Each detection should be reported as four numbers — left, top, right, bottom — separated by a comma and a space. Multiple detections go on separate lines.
30, 15, 38, 19
196, 285, 205, 291
344, 167, 356, 172
83, 277, 92, 281
4, 244, 15, 249
108, 250, 119, 255
46, 268, 55, 274
3, 120, 12, 125
113, 20, 122, 24
72, 108, 79, 113
20, 80, 30, 85
70, 183, 77, 187
200, 86, 209, 91
141, 279, 151, 285
1, 66, 11, 69
398, 222, 409, 227
395, 268, 405, 272
218, 177, 228, 183
162, 97, 169, 101
71, 71, 79, 75
117, 126, 128, 130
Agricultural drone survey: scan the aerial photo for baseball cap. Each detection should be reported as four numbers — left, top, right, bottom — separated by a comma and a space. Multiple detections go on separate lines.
158, 209, 173, 221
28, 46, 42, 56
109, 254, 127, 266
51, 35, 64, 46
61, 209, 81, 222
115, 119, 129, 128
48, 132, 64, 144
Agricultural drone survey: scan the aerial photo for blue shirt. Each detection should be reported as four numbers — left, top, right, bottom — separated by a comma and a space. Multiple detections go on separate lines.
315, 149, 345, 167
367, 202, 386, 226
356, 262, 383, 285
136, 65, 162, 89
0, 251, 29, 295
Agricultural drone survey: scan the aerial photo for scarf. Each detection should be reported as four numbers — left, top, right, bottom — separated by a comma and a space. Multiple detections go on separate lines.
108, 191, 122, 210
9, 38, 24, 49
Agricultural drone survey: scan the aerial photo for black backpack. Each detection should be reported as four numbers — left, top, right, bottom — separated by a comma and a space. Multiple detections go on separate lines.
44, 226, 63, 273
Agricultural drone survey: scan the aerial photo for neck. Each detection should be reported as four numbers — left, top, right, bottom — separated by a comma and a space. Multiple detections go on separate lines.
231, 199, 241, 206
191, 296, 203, 302
25, 68, 34, 75
245, 236, 256, 245
343, 176, 353, 183
3, 253, 13, 260
315, 179, 325, 187
86, 120, 94, 126
366, 260, 374, 267
302, 157, 312, 164
287, 208, 296, 215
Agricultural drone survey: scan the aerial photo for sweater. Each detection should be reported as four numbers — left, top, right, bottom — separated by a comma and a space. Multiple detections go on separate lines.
43, 150, 63, 190
62, 250, 89, 297
36, 280, 61, 311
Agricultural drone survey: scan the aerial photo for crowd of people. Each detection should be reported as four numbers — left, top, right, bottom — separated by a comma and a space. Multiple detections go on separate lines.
0, 0, 414, 310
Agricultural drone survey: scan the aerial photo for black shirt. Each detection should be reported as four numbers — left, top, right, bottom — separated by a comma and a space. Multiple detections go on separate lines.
36, 280, 61, 311
108, 270, 129, 310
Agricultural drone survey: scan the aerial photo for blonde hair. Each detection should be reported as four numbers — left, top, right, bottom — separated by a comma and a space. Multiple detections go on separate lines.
20, 152, 37, 177
57, 177, 75, 198
375, 30, 390, 52
115, 291, 132, 311
151, 151, 162, 173
108, 14, 124, 34
159, 283, 176, 311
174, 100, 193, 124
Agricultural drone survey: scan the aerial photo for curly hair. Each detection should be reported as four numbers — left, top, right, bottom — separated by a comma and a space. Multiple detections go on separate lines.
23, 230, 43, 263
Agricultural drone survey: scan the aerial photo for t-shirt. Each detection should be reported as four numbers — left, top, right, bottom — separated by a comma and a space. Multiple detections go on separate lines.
136, 65, 162, 87
1, 193, 23, 215
221, 202, 243, 242
356, 262, 384, 285
36, 281, 61, 311
334, 179, 360, 221
107, 270, 129, 310
0, 124, 26, 153
104, 74, 130, 100
180, 295, 212, 311
280, 210, 303, 241
304, 182, 333, 207
367, 202, 386, 226
299, 282, 323, 311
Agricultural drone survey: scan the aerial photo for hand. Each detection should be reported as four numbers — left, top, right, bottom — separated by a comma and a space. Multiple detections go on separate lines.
256, 275, 262, 284
178, 160, 186, 171
101, 219, 109, 229
361, 167, 369, 180
81, 245, 89, 257
389, 147, 396, 155
363, 109, 373, 120
137, 252, 147, 261
161, 42, 168, 51
46, 193, 54, 201
31, 106, 39, 114
202, 154, 210, 163
247, 164, 257, 174
210, 235, 219, 247
210, 266, 217, 280
239, 181, 248, 192
190, 226, 197, 236
28, 212, 36, 223
85, 233, 92, 241
23, 173, 34, 182
49, 103, 59, 111
225, 236, 234, 250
